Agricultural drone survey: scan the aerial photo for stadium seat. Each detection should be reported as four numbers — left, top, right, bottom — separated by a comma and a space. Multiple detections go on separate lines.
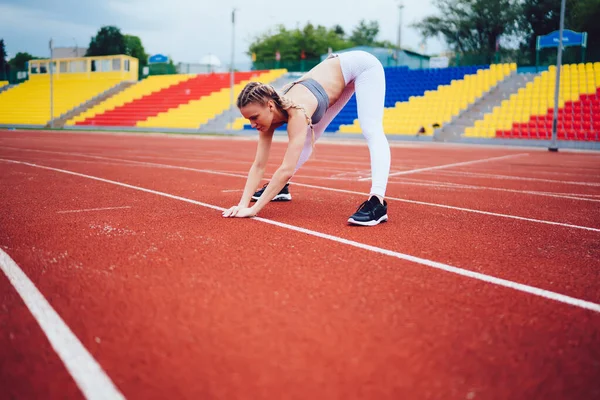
74, 72, 251, 127
0, 73, 123, 125
464, 63, 600, 141
68, 74, 195, 126
140, 69, 287, 129
338, 64, 515, 135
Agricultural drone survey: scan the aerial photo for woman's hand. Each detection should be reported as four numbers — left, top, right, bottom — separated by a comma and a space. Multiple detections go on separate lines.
222, 205, 257, 218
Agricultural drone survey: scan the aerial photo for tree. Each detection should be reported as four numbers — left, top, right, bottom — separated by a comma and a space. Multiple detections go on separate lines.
0, 39, 8, 81
518, 0, 578, 64
561, 0, 600, 61
349, 20, 380, 47
247, 20, 395, 63
124, 34, 148, 66
516, 0, 600, 64
248, 23, 352, 62
413, 0, 521, 62
86, 26, 126, 56
333, 25, 346, 38
8, 52, 40, 71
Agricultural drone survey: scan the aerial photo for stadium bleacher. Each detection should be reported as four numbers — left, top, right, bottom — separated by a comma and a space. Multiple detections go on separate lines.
74, 72, 255, 127
339, 64, 515, 135
465, 62, 600, 141
0, 74, 123, 125
0, 54, 138, 126
67, 74, 195, 126
139, 69, 286, 129
240, 65, 495, 133
0, 52, 597, 144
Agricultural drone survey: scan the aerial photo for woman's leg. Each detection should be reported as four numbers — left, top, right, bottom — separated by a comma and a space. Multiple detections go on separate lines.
353, 59, 390, 199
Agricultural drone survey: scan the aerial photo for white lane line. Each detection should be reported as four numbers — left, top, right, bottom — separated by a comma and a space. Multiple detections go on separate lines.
433, 170, 600, 187
0, 249, 125, 399
221, 189, 243, 193
2, 154, 598, 232
0, 146, 371, 168
392, 177, 600, 203
0, 147, 249, 178
2, 158, 599, 314
57, 206, 131, 214
361, 153, 530, 181
6, 154, 600, 202
290, 181, 600, 233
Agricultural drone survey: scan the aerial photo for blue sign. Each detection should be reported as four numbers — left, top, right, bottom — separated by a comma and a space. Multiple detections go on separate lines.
148, 54, 169, 64
537, 30, 587, 49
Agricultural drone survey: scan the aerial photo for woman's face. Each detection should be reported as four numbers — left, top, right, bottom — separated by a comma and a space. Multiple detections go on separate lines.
240, 101, 274, 132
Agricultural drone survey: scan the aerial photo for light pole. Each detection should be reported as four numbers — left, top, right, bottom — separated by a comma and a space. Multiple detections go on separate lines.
49, 38, 54, 129
549, 0, 566, 152
229, 8, 236, 130
396, 0, 404, 65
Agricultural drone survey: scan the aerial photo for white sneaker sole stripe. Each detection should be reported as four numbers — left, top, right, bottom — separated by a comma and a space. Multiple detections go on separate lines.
252, 193, 292, 201
347, 214, 389, 226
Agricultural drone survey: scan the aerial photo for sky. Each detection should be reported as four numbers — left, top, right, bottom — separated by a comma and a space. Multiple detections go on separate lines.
0, 0, 446, 70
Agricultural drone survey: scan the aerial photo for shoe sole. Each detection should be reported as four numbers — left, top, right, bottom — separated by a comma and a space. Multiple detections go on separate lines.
251, 193, 292, 202
347, 214, 388, 226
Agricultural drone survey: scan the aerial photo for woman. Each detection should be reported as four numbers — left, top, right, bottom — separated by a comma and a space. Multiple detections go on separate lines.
222, 50, 391, 226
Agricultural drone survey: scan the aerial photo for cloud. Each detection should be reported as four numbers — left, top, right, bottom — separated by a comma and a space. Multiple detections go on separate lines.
0, 0, 147, 27
0, 0, 445, 68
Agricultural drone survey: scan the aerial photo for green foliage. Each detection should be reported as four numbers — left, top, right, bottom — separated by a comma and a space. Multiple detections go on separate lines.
333, 25, 346, 37
86, 26, 151, 69
557, 0, 600, 61
413, 0, 520, 63
0, 39, 8, 80
248, 20, 391, 63
415, 0, 600, 65
349, 20, 380, 46
124, 34, 148, 66
148, 62, 176, 75
86, 26, 126, 56
518, 0, 579, 64
8, 52, 40, 71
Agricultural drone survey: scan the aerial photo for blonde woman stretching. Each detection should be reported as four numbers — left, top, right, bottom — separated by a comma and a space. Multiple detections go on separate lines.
222, 50, 391, 226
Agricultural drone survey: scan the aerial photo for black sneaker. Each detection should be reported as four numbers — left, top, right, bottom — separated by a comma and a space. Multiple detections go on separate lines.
251, 183, 292, 202
348, 196, 388, 226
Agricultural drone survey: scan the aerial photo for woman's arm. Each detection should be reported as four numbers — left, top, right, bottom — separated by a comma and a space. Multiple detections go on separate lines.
248, 111, 307, 215
238, 129, 273, 207
222, 129, 273, 217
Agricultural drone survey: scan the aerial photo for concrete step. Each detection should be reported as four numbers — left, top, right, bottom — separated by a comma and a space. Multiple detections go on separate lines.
434, 72, 538, 141
48, 81, 137, 128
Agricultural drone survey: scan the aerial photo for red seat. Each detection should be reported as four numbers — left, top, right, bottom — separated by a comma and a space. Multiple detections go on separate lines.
538, 130, 551, 140
576, 131, 590, 141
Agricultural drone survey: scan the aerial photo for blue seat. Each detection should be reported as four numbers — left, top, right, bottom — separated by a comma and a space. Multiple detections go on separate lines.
249, 65, 490, 133
325, 65, 488, 132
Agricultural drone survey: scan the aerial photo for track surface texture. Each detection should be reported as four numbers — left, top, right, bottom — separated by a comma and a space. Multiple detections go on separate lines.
1, 130, 599, 400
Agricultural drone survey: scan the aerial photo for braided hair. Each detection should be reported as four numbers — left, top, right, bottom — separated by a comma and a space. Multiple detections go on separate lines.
237, 82, 315, 151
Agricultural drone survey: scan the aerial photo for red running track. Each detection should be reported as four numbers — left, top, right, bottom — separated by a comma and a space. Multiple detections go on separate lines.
1, 130, 599, 399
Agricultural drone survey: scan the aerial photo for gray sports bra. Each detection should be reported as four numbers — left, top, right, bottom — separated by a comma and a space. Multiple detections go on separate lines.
282, 78, 329, 125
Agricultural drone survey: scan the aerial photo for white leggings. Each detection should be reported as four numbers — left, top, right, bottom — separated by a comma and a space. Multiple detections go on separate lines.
293, 51, 391, 198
